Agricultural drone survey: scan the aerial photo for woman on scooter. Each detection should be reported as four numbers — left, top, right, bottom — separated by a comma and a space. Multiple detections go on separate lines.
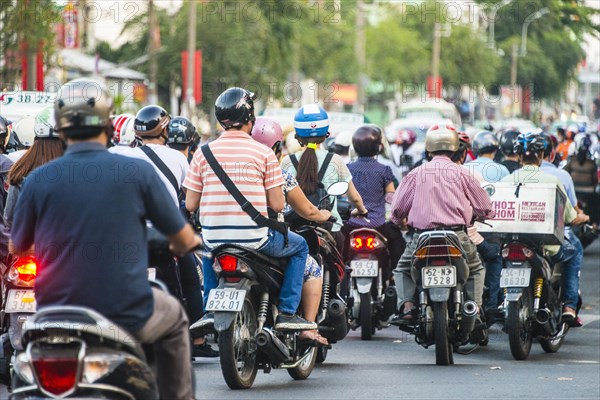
280, 105, 368, 257
252, 117, 332, 345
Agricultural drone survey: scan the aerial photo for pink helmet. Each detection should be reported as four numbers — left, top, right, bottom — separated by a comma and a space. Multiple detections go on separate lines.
251, 117, 283, 149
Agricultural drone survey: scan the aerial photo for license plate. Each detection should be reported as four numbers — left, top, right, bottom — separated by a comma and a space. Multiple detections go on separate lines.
351, 260, 378, 277
5, 289, 37, 313
147, 268, 156, 281
422, 266, 456, 288
206, 289, 246, 312
500, 268, 531, 288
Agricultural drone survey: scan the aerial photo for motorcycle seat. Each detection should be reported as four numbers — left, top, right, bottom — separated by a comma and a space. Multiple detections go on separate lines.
22, 306, 145, 360
213, 244, 288, 270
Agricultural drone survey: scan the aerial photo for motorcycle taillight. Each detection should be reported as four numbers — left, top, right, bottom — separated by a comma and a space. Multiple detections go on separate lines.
14, 256, 37, 282
218, 255, 238, 272
32, 357, 78, 396
350, 235, 381, 251
502, 243, 534, 261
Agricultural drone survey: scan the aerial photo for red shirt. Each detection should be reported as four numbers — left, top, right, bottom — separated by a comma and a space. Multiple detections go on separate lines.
391, 156, 493, 230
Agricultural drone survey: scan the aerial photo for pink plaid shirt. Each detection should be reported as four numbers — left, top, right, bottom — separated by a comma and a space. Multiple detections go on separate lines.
391, 156, 493, 230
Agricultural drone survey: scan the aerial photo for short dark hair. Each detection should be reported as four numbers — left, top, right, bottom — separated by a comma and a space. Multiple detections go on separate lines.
60, 126, 105, 140
521, 151, 543, 165
431, 150, 454, 158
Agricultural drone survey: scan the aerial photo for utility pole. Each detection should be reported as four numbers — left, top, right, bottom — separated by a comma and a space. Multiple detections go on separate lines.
510, 43, 518, 117
185, 0, 197, 118
355, 0, 366, 113
147, 0, 159, 104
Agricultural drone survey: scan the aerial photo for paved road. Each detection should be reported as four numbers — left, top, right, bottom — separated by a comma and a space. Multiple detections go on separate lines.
2, 241, 599, 399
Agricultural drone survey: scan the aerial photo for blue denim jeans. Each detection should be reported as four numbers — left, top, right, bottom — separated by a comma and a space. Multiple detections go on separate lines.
202, 229, 309, 314
477, 240, 503, 310
550, 228, 583, 308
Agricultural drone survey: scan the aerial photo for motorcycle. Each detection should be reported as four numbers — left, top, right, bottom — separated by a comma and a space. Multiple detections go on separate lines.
347, 228, 396, 340
0, 255, 38, 387
500, 237, 571, 360
398, 230, 479, 365
290, 183, 352, 363
8, 242, 202, 398
206, 182, 349, 389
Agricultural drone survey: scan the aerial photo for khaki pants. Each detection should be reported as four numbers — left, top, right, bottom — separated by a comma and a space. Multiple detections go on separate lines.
135, 288, 193, 400
393, 230, 485, 309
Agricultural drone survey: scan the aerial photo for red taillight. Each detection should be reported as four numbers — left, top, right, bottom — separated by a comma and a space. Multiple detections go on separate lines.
429, 258, 449, 266
14, 256, 37, 282
32, 357, 78, 396
350, 235, 380, 251
502, 243, 535, 261
218, 255, 238, 272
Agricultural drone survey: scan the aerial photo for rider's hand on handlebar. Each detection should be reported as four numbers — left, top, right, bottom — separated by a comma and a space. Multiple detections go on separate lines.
351, 207, 368, 217
318, 209, 332, 223
572, 213, 590, 226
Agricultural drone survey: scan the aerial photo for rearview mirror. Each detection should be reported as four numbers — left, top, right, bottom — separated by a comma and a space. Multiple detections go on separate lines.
327, 182, 349, 197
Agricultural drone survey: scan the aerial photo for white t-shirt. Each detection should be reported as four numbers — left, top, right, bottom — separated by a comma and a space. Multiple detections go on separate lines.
110, 144, 189, 205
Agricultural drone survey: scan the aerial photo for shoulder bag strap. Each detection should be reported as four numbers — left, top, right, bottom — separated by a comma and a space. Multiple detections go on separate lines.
139, 145, 181, 199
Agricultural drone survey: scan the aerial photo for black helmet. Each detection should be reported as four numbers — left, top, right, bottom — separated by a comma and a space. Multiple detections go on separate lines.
514, 132, 546, 156
167, 116, 199, 146
498, 128, 521, 156
215, 87, 256, 130
352, 125, 383, 157
472, 130, 499, 156
134, 105, 170, 138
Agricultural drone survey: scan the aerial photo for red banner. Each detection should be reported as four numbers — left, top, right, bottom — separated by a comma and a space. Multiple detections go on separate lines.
427, 75, 443, 99
181, 50, 202, 104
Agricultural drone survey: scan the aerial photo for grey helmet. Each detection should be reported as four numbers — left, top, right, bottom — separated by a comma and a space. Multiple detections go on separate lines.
472, 130, 499, 156
54, 78, 113, 133
425, 124, 459, 152
34, 105, 58, 138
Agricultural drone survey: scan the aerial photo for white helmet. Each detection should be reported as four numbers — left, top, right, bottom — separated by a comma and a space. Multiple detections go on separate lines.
34, 105, 58, 138
12, 116, 36, 147
118, 117, 137, 146
334, 130, 353, 148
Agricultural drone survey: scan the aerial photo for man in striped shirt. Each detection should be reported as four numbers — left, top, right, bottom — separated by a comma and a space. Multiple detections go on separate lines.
390, 125, 493, 322
184, 87, 316, 331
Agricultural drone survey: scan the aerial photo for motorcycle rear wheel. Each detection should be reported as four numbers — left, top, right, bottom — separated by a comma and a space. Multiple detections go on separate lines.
287, 347, 317, 380
507, 287, 533, 360
218, 294, 259, 389
540, 322, 569, 353
360, 293, 373, 340
433, 302, 453, 365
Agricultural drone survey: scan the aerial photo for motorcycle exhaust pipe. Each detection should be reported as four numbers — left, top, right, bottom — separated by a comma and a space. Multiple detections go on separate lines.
382, 286, 397, 319
255, 328, 289, 365
327, 299, 349, 341
459, 300, 478, 339
535, 309, 553, 335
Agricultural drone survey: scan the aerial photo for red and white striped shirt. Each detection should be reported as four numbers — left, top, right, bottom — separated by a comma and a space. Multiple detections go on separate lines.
183, 131, 284, 249
391, 156, 493, 229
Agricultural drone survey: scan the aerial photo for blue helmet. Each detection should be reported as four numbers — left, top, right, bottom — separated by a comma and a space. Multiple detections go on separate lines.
514, 132, 545, 156
293, 104, 329, 138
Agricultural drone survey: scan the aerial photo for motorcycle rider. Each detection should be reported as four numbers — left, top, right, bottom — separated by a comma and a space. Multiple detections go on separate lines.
252, 116, 332, 345
390, 124, 493, 322
565, 136, 599, 225
452, 131, 504, 318
280, 104, 368, 256
343, 125, 405, 281
5, 115, 36, 162
465, 130, 510, 183
11, 78, 200, 399
556, 124, 577, 161
167, 116, 200, 160
501, 132, 588, 326
0, 116, 14, 261
497, 128, 521, 173
4, 106, 65, 233
185, 87, 317, 332
116, 108, 216, 358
